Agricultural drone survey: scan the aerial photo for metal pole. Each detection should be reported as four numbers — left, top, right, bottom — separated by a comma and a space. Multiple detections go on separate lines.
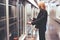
16, 0, 19, 39
6, 0, 9, 40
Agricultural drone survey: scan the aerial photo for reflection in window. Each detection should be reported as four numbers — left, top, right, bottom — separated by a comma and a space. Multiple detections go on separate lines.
9, 5, 18, 40
9, 23, 18, 40
9, 8, 18, 39
19, 4, 24, 36
0, 20, 7, 40
9, 6, 16, 18
0, 4, 7, 40
9, 0, 17, 6
0, 0, 6, 3
9, 18, 17, 24
0, 30, 7, 40
0, 20, 6, 28
25, 3, 32, 33
0, 5, 6, 19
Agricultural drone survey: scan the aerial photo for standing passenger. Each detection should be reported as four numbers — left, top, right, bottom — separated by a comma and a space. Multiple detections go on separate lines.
28, 1, 48, 40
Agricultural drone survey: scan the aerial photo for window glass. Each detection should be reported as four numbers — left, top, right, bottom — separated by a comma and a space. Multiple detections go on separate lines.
25, 3, 32, 33
9, 0, 17, 6
0, 5, 7, 40
19, 4, 23, 36
9, 6, 16, 18
0, 5, 6, 19
0, 0, 6, 4
9, 6, 18, 40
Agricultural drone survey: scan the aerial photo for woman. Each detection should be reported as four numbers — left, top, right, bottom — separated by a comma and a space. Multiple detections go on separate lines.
28, 1, 48, 40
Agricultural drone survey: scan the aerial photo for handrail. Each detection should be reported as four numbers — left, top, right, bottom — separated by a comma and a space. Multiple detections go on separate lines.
27, 0, 39, 9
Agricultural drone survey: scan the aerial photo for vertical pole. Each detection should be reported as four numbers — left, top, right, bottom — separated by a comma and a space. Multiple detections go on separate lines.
23, 3, 25, 34
16, 0, 19, 39
24, 1, 27, 34
6, 0, 9, 40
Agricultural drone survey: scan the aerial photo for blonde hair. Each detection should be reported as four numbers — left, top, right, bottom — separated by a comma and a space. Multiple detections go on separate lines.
38, 1, 46, 9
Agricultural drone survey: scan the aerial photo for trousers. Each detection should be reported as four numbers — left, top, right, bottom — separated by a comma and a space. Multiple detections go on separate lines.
39, 29, 45, 40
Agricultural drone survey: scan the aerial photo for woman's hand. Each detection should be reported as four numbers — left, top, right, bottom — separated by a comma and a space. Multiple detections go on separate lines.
27, 21, 32, 25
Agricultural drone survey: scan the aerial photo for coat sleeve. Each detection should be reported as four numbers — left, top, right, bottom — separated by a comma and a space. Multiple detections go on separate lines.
31, 10, 47, 25
31, 18, 36, 25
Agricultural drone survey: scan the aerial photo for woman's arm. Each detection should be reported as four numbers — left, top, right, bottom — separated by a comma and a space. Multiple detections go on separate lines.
31, 10, 47, 25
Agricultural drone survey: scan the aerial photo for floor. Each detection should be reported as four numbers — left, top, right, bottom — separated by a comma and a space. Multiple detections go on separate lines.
24, 29, 39, 40
24, 26, 60, 40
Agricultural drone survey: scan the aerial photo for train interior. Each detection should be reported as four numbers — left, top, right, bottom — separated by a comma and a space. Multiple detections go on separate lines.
0, 0, 60, 40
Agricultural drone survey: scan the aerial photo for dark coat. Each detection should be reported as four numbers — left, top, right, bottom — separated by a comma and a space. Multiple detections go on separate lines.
31, 9, 48, 31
